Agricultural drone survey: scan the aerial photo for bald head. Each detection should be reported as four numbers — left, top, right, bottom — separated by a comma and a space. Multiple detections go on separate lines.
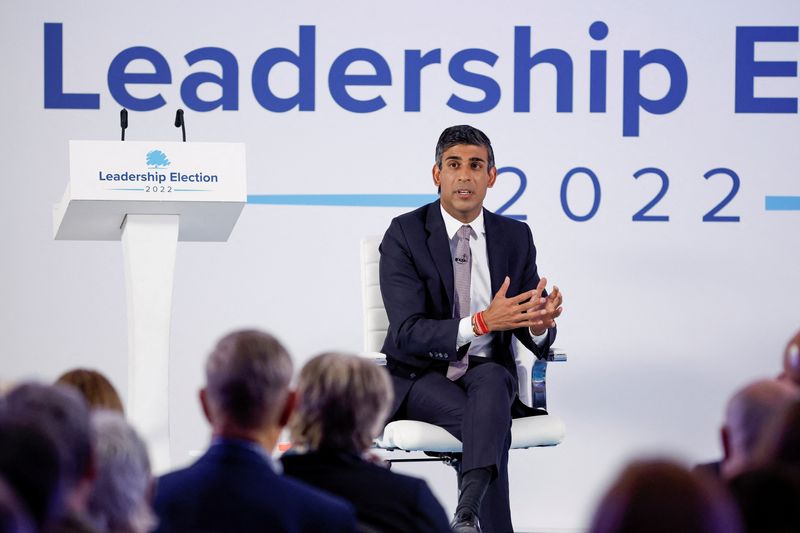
722, 379, 800, 477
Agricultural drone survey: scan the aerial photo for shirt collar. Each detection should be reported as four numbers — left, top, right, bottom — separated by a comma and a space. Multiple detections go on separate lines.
440, 205, 485, 240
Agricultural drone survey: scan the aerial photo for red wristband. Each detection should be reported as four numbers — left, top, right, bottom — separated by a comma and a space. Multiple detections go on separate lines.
474, 311, 490, 336
471, 314, 482, 336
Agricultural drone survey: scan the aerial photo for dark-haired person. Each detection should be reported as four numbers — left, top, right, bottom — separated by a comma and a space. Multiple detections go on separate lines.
282, 352, 451, 533
3, 383, 97, 533
0, 418, 61, 531
153, 329, 356, 533
588, 460, 742, 533
378, 125, 564, 533
0, 476, 35, 533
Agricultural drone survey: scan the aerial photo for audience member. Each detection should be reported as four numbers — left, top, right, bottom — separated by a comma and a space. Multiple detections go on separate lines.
152, 329, 356, 533
283, 353, 452, 533
694, 378, 800, 479
3, 383, 97, 532
56, 370, 124, 414
717, 379, 799, 478
0, 418, 61, 530
588, 459, 742, 533
0, 477, 34, 533
86, 410, 154, 533
728, 465, 800, 533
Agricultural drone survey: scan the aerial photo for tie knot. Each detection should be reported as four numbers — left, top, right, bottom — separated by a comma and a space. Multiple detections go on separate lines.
457, 225, 472, 241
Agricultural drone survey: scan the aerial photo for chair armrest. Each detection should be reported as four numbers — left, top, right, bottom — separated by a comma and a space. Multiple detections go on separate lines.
360, 351, 387, 366
546, 347, 567, 362
532, 347, 567, 410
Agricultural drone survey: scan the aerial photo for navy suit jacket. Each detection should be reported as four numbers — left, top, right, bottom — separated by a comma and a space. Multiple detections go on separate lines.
153, 440, 356, 533
379, 201, 555, 417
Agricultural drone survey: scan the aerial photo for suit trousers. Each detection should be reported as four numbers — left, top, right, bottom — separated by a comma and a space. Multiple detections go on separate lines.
404, 359, 516, 533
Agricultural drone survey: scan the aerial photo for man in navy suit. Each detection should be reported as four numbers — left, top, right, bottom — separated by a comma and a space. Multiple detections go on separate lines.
153, 329, 356, 533
379, 125, 564, 533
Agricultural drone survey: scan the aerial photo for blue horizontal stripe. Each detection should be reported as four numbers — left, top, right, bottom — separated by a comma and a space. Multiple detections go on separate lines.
110, 188, 144, 191
765, 196, 800, 211
247, 194, 437, 207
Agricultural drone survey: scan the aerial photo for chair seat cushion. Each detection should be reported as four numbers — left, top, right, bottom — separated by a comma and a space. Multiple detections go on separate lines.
375, 415, 566, 452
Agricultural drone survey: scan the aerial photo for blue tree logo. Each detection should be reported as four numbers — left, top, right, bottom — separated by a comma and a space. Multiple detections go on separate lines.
146, 150, 171, 169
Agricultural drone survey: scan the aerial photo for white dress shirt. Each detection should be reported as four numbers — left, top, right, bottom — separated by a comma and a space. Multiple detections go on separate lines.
440, 206, 547, 357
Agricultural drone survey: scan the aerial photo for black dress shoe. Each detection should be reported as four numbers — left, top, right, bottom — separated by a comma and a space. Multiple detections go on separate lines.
450, 510, 482, 533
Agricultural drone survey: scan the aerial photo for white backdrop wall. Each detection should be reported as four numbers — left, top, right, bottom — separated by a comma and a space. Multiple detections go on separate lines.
2, 1, 799, 530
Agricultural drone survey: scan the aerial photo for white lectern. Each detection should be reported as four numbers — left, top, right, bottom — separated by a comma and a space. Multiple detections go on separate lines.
53, 141, 247, 473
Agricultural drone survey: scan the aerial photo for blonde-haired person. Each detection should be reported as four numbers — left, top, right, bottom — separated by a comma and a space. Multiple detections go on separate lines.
282, 352, 451, 533
56, 369, 124, 413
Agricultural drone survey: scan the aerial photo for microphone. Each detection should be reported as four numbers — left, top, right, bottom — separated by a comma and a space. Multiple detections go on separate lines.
174, 109, 186, 142
120, 109, 128, 141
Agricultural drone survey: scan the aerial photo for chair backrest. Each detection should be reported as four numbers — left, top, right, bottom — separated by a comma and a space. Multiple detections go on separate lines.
360, 237, 389, 353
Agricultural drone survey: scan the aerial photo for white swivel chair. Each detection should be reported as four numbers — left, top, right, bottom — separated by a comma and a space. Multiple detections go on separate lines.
360, 237, 566, 461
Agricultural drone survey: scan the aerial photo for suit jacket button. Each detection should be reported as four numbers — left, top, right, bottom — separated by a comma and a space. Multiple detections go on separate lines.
410, 373, 417, 379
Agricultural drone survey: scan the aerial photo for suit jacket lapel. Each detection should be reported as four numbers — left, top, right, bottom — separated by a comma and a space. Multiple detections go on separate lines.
425, 201, 454, 312
484, 209, 509, 296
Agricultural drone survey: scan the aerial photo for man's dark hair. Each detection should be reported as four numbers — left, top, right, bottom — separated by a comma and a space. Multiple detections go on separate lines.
434, 125, 495, 170
3, 383, 92, 493
0, 418, 61, 529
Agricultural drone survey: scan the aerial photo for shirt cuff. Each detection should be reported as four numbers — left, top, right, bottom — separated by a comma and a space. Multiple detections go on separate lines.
531, 329, 548, 347
456, 316, 476, 349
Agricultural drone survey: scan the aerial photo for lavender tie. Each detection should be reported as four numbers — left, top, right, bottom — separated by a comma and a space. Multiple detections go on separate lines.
447, 225, 472, 381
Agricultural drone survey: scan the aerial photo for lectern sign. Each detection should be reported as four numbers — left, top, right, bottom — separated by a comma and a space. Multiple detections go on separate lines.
54, 140, 247, 241
70, 141, 245, 201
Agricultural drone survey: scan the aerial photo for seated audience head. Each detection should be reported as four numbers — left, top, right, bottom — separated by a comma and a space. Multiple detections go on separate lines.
782, 330, 800, 385
0, 477, 34, 533
201, 329, 294, 451
721, 379, 800, 478
290, 352, 393, 454
56, 369, 124, 413
588, 459, 742, 533
0, 418, 61, 530
2, 382, 94, 517
87, 410, 154, 533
